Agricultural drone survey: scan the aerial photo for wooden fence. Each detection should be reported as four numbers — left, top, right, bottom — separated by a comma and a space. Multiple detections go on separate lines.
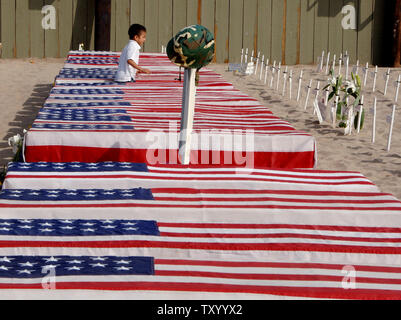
0, 0, 394, 65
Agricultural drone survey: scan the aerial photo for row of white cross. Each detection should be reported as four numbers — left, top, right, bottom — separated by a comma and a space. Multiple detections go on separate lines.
240, 48, 399, 152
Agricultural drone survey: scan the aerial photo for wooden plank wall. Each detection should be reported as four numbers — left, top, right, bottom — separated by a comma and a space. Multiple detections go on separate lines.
0, 0, 95, 58
0, 0, 387, 66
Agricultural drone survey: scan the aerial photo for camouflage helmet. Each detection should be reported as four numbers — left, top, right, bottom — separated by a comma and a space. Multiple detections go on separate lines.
167, 25, 215, 69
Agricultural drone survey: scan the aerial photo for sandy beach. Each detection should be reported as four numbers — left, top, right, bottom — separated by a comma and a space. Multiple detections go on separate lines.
1, 58, 401, 200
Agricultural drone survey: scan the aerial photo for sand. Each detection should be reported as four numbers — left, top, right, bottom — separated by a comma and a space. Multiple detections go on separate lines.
1, 58, 401, 200
0, 58, 64, 166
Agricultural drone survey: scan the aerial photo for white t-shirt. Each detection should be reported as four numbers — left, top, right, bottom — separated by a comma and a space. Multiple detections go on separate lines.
115, 40, 141, 82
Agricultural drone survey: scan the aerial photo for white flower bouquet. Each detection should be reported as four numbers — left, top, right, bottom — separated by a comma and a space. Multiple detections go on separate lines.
324, 70, 364, 132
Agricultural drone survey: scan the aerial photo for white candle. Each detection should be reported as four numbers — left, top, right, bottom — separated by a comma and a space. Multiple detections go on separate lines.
289, 70, 293, 100
338, 54, 343, 76
241, 48, 244, 66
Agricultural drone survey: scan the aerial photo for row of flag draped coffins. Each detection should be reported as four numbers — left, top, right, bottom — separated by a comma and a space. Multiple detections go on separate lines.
6, 50, 401, 300
0, 162, 401, 299
23, 51, 317, 169
239, 49, 400, 151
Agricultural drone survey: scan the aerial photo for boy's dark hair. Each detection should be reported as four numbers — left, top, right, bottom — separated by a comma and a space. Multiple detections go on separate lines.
129, 24, 146, 39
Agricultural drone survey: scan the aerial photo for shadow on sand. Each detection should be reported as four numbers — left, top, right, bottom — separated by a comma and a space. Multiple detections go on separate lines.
0, 83, 53, 166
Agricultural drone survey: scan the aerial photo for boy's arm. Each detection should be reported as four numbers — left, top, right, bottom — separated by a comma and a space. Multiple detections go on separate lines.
127, 59, 151, 74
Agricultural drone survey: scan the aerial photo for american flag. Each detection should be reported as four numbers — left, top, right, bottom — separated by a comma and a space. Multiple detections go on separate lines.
1, 163, 401, 299
24, 52, 317, 169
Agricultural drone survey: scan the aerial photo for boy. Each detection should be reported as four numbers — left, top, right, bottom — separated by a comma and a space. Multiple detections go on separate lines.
115, 24, 151, 83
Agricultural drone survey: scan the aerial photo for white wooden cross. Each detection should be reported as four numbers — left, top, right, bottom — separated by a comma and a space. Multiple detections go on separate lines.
387, 105, 396, 152
270, 61, 276, 88
395, 74, 401, 102
282, 66, 288, 96
264, 59, 269, 84
338, 53, 343, 76
297, 70, 303, 102
255, 51, 261, 75
371, 97, 377, 144
325, 52, 331, 75
363, 62, 369, 87
372, 66, 378, 92
356, 95, 364, 133
384, 69, 391, 96
304, 79, 313, 110
259, 55, 265, 80
276, 62, 282, 91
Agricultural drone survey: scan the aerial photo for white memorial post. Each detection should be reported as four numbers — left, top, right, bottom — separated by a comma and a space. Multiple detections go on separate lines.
179, 68, 197, 165
304, 80, 313, 110
387, 105, 396, 152
384, 69, 391, 96
270, 61, 276, 88
276, 62, 282, 91
363, 63, 369, 87
371, 97, 377, 144
297, 70, 303, 102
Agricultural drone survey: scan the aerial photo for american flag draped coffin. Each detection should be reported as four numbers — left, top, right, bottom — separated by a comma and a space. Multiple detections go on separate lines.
23, 52, 317, 169
1, 163, 401, 299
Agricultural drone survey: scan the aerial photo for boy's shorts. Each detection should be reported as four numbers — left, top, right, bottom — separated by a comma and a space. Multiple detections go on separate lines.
114, 78, 136, 84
